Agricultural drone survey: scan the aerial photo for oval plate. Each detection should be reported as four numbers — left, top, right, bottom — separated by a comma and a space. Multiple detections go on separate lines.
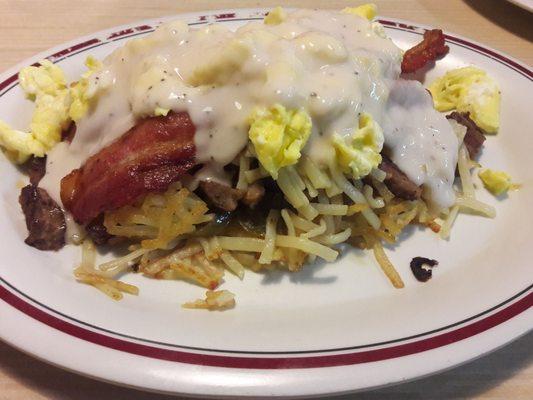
0, 8, 531, 398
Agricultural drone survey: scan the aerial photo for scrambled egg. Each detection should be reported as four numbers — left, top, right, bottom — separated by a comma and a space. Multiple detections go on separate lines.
154, 107, 170, 117
0, 57, 103, 163
332, 113, 383, 179
264, 6, 287, 25
69, 56, 102, 121
188, 38, 251, 87
248, 104, 311, 179
342, 4, 377, 20
429, 67, 500, 134
0, 60, 70, 163
478, 169, 517, 196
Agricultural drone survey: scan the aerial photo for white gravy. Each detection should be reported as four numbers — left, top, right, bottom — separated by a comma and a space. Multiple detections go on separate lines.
40, 9, 457, 210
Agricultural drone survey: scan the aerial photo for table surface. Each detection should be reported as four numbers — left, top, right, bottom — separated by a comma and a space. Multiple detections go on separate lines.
0, 1, 531, 399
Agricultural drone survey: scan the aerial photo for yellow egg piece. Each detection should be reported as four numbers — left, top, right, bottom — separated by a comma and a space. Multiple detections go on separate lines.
342, 4, 378, 20
478, 169, 517, 196
0, 121, 47, 163
69, 55, 103, 121
429, 67, 500, 134
18, 59, 66, 98
332, 113, 383, 179
154, 107, 170, 117
0, 60, 72, 163
188, 38, 251, 87
248, 104, 312, 179
264, 6, 287, 25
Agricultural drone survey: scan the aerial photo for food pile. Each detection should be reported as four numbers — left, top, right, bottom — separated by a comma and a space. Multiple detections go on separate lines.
0, 5, 517, 310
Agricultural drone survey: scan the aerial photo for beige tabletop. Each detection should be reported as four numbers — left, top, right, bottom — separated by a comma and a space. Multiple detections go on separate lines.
0, 0, 532, 399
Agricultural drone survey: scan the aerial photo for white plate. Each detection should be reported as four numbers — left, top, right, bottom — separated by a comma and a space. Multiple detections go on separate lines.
507, 0, 533, 12
0, 9, 531, 398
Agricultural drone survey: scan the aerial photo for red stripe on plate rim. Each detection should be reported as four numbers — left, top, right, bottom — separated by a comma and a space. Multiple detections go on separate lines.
48, 38, 102, 61
0, 284, 530, 369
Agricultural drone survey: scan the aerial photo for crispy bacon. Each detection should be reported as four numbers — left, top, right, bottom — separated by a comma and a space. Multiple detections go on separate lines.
401, 29, 449, 74
61, 112, 196, 224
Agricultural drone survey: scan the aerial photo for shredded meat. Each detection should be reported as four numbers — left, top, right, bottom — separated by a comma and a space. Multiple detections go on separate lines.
25, 156, 47, 185
410, 257, 439, 282
241, 183, 265, 209
62, 121, 76, 143
446, 112, 486, 159
61, 112, 196, 224
261, 177, 290, 210
85, 214, 113, 245
200, 181, 244, 212
401, 29, 449, 74
19, 185, 66, 251
379, 156, 422, 200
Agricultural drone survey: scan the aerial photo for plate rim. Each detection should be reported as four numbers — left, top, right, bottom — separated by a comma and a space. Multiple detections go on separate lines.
506, 0, 533, 13
0, 8, 532, 397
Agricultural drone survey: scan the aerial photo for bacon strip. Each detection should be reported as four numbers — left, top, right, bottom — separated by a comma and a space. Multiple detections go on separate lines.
401, 29, 449, 74
61, 112, 196, 224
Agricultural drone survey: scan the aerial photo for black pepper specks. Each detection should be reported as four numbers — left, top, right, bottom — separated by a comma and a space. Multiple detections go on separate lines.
410, 257, 439, 282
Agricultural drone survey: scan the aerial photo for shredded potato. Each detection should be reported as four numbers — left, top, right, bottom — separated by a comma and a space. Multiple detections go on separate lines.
73, 115, 497, 308
312, 203, 349, 216
104, 183, 210, 250
166, 257, 223, 289
220, 251, 246, 279
182, 290, 236, 310
301, 218, 327, 239
74, 239, 139, 300
372, 242, 405, 288
259, 210, 280, 264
